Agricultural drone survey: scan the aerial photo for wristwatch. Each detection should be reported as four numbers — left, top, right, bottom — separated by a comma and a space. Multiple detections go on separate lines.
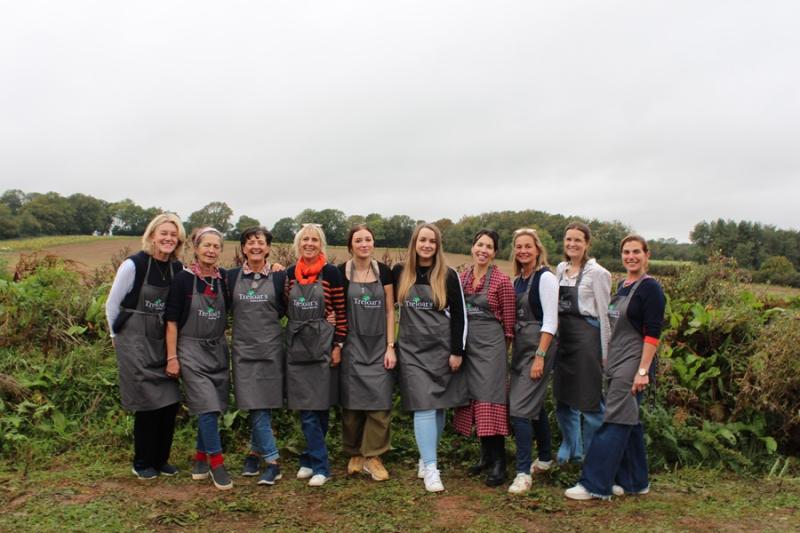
535, 349, 547, 358
638, 368, 647, 376
335, 342, 344, 348
387, 342, 396, 348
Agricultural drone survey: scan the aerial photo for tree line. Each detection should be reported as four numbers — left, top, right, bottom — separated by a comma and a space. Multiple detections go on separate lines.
1, 189, 798, 278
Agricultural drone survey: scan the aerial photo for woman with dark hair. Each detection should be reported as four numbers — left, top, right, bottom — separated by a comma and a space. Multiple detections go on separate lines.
226, 226, 287, 485
453, 229, 515, 488
107, 212, 186, 480
506, 228, 559, 494
566, 235, 665, 500
285, 223, 347, 487
393, 223, 467, 493
165, 227, 233, 490
553, 222, 611, 464
338, 224, 396, 481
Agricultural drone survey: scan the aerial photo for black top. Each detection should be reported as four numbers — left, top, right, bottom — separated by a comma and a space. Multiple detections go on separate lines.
615, 276, 666, 340
165, 269, 230, 330
337, 261, 394, 294
513, 267, 550, 323
113, 251, 183, 334
225, 267, 288, 317
392, 263, 466, 356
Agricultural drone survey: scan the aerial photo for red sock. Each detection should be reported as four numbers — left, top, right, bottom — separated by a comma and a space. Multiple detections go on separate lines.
195, 451, 208, 462
209, 453, 224, 469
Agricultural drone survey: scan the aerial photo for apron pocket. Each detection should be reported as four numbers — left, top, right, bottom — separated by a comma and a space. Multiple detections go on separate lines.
287, 321, 333, 364
144, 313, 166, 341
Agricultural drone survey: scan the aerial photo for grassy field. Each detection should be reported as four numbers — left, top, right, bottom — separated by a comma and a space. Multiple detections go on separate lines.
1, 446, 797, 532
0, 236, 515, 275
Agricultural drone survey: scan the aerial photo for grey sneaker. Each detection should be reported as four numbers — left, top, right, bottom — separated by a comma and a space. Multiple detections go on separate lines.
210, 464, 233, 490
191, 460, 210, 480
131, 466, 159, 480
242, 454, 260, 477
257, 463, 282, 486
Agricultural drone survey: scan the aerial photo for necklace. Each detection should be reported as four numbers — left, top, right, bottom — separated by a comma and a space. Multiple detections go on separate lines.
153, 258, 170, 281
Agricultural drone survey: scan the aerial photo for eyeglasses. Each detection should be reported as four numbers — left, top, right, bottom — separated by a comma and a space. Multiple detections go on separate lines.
301, 223, 323, 229
513, 228, 538, 236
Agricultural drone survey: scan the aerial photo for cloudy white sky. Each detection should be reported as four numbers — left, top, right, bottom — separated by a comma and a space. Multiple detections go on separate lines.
1, 1, 798, 241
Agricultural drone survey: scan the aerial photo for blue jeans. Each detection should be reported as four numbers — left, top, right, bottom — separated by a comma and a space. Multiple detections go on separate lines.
579, 421, 648, 497
250, 409, 279, 462
299, 410, 330, 476
511, 407, 552, 474
414, 409, 446, 466
196, 412, 222, 455
555, 401, 604, 463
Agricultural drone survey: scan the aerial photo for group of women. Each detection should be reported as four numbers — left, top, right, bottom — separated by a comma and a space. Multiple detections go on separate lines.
108, 213, 665, 499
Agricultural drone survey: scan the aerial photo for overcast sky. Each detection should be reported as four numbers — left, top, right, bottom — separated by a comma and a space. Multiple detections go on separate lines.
1, 1, 798, 241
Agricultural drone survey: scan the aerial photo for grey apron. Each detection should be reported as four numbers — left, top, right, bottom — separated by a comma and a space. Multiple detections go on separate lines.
114, 256, 181, 412
230, 268, 284, 410
603, 277, 647, 425
397, 282, 467, 411
285, 271, 336, 410
340, 261, 394, 410
178, 276, 230, 415
553, 267, 603, 411
509, 271, 557, 419
463, 266, 507, 404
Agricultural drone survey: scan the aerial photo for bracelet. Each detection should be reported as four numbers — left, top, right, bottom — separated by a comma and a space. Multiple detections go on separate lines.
535, 349, 547, 358
387, 342, 395, 348
167, 355, 178, 361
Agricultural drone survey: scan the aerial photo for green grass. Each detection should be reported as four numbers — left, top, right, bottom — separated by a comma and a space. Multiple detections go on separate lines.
1, 445, 798, 532
0, 235, 132, 252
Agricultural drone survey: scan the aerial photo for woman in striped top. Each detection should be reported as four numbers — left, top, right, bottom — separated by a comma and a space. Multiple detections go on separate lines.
284, 223, 347, 487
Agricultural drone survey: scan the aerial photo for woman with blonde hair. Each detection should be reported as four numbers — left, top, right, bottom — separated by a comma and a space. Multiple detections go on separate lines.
165, 227, 233, 490
393, 223, 467, 492
284, 223, 347, 487
338, 224, 396, 481
506, 228, 559, 494
106, 212, 186, 480
553, 222, 611, 464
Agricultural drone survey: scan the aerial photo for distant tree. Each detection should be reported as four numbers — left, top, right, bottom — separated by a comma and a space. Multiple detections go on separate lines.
17, 211, 42, 236
19, 192, 76, 235
69, 193, 111, 234
0, 189, 26, 215
384, 215, 416, 248
365, 213, 387, 244
316, 209, 348, 245
345, 214, 366, 230
271, 217, 298, 243
0, 204, 19, 239
186, 201, 233, 235
110, 199, 158, 236
229, 215, 261, 240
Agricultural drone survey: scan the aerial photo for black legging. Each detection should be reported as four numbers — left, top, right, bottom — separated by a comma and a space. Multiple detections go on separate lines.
133, 402, 180, 469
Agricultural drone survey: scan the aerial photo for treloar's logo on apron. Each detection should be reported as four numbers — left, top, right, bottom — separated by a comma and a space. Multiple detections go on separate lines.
144, 297, 165, 311
405, 296, 434, 310
198, 305, 222, 320
240, 289, 270, 302
293, 296, 320, 310
352, 294, 382, 308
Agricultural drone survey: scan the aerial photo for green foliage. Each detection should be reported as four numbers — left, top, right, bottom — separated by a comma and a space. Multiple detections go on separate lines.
185, 201, 234, 235
691, 218, 800, 270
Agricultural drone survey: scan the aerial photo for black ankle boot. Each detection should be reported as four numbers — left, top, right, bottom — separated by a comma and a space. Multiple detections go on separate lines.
468, 439, 490, 476
484, 440, 507, 487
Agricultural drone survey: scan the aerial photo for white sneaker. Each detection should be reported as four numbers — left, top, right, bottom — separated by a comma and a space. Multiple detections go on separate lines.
564, 483, 594, 500
417, 459, 425, 479
613, 484, 649, 496
423, 463, 444, 493
308, 474, 329, 487
508, 473, 532, 494
531, 459, 553, 474
296, 466, 313, 479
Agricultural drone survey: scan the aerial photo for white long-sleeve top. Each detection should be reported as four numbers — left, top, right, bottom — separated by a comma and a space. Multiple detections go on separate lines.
555, 258, 612, 361
105, 259, 136, 338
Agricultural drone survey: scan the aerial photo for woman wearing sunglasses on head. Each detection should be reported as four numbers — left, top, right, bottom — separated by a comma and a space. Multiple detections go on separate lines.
226, 226, 287, 486
565, 235, 665, 500
393, 223, 467, 493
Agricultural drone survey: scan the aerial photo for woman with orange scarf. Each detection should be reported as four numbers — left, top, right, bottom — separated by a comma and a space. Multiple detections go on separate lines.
284, 223, 347, 487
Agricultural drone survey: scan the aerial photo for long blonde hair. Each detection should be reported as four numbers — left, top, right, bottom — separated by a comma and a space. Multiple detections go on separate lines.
141, 213, 186, 261
397, 223, 448, 310
510, 228, 549, 276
